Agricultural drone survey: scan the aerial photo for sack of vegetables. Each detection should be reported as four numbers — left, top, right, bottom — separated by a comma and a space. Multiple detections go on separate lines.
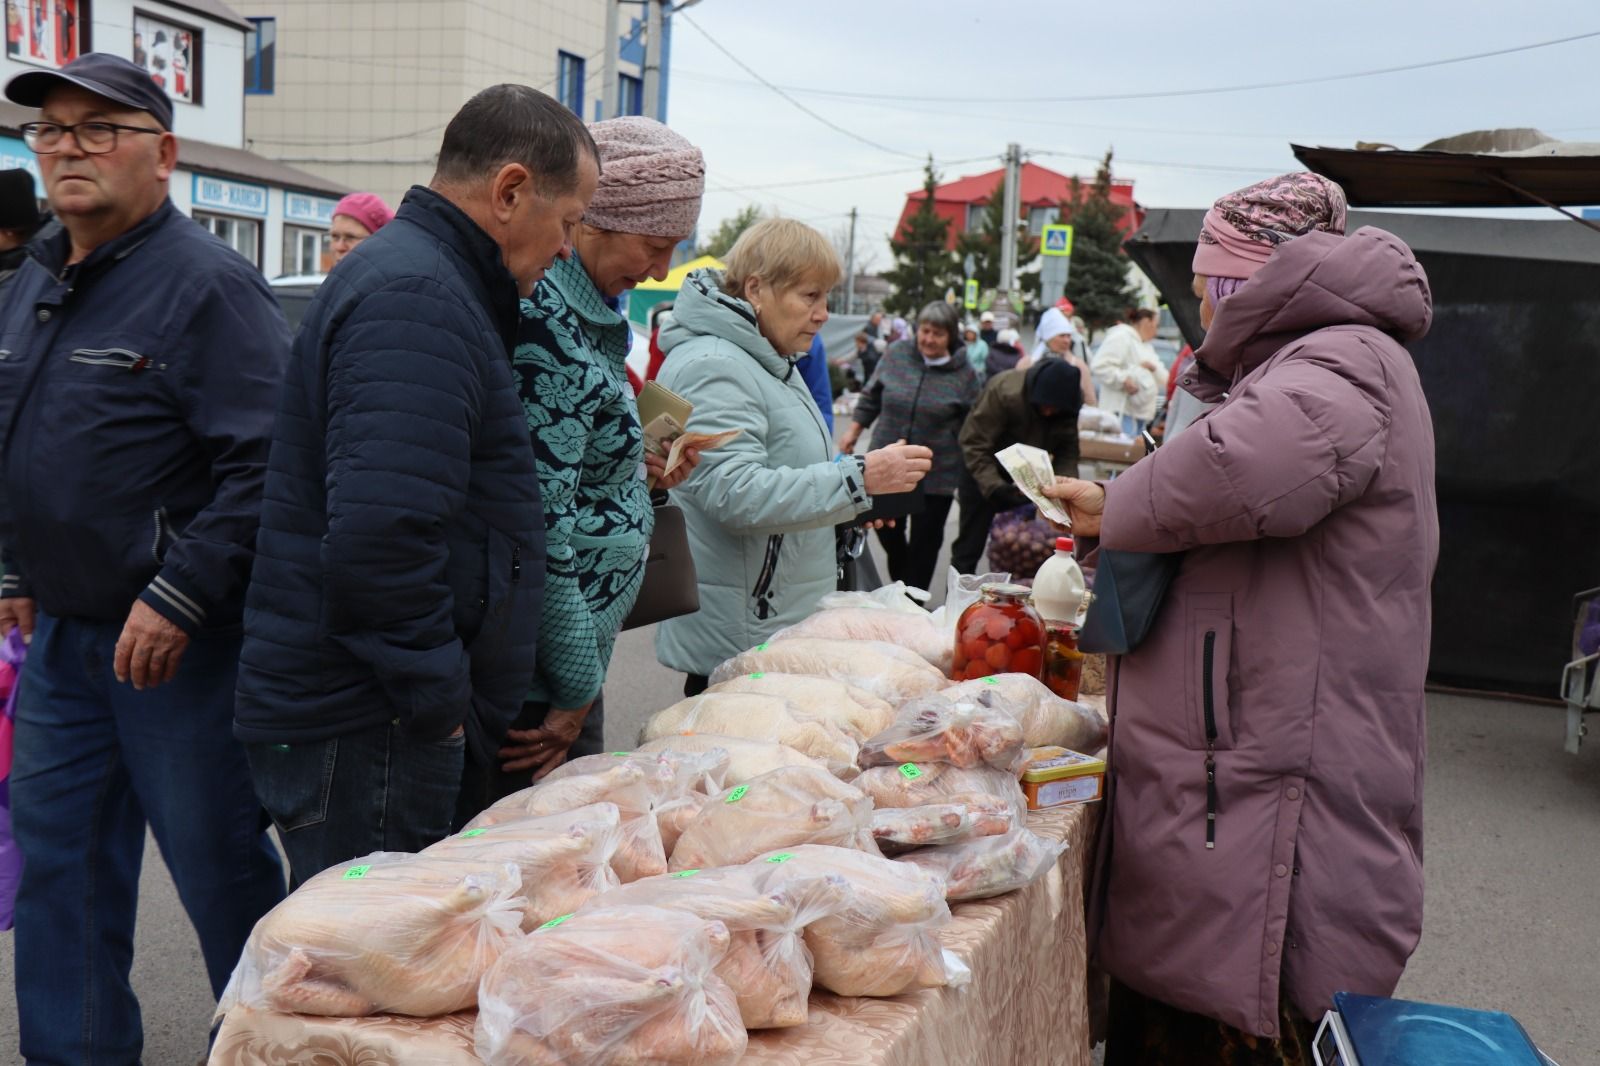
984, 505, 1059, 580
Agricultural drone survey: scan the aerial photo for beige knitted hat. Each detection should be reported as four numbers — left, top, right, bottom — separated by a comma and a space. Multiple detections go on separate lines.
583, 116, 706, 238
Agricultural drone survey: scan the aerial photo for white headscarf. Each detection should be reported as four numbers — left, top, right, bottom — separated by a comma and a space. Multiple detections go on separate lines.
1032, 306, 1077, 359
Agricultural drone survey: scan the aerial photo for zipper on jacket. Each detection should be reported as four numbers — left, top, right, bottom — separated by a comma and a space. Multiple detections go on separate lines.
752, 533, 785, 620
150, 507, 167, 565
1203, 628, 1219, 850
511, 545, 522, 583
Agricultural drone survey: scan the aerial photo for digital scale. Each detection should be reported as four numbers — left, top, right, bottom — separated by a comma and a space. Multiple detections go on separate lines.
1312, 993, 1559, 1066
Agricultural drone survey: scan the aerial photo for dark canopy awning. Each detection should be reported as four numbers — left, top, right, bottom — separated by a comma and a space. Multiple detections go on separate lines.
1291, 143, 1600, 209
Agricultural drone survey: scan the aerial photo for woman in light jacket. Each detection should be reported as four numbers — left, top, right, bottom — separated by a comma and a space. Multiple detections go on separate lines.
1046, 173, 1436, 1064
1092, 307, 1167, 437
655, 219, 931, 695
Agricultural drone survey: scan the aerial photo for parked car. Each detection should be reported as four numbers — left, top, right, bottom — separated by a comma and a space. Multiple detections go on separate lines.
268, 274, 326, 331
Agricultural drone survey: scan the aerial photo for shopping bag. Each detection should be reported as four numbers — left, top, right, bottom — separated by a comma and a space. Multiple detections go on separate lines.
0, 628, 26, 931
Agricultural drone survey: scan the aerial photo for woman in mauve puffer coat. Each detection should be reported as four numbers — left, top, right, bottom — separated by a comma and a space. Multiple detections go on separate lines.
1047, 173, 1438, 1065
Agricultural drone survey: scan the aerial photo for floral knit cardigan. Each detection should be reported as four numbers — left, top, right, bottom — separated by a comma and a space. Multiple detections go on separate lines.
512, 253, 654, 708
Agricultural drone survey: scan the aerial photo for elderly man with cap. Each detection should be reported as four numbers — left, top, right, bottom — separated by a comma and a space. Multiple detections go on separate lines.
328, 190, 393, 265
0, 53, 290, 1062
0, 167, 47, 294
484, 116, 706, 799
950, 357, 1084, 575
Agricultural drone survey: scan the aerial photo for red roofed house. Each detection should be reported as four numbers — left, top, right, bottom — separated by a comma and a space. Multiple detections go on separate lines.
896, 161, 1141, 249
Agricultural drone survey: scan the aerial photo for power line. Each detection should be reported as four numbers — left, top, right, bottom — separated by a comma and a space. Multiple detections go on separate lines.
710, 156, 996, 195
1029, 150, 1285, 175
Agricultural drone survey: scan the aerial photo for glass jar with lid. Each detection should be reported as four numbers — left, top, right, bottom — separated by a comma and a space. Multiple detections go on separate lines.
952, 582, 1044, 681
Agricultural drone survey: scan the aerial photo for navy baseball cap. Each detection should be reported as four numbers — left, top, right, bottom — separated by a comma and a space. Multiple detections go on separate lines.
5, 53, 174, 131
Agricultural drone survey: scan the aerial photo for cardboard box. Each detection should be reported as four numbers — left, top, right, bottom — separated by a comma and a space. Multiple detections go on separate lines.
1078, 436, 1147, 465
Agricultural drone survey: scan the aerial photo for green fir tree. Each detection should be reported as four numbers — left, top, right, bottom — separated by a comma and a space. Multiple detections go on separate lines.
954, 191, 1040, 303
883, 159, 957, 316
1058, 150, 1136, 329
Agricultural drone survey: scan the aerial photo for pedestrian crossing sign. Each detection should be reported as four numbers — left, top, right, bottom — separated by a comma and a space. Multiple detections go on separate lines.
1041, 224, 1074, 257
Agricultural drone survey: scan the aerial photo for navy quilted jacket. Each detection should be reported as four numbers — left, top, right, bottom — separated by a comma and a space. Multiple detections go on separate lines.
235, 187, 545, 764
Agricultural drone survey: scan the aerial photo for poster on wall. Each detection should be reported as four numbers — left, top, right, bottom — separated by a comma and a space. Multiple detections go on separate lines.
6, 0, 83, 68
132, 12, 198, 104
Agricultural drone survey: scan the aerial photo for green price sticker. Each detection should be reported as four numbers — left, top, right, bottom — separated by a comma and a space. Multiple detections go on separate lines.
611, 751, 631, 757
755, 642, 769, 652
670, 869, 701, 879
726, 785, 749, 804
459, 828, 487, 838
342, 865, 371, 880
765, 853, 795, 864
898, 763, 923, 780
750, 672, 765, 679
537, 914, 575, 931
983, 676, 999, 685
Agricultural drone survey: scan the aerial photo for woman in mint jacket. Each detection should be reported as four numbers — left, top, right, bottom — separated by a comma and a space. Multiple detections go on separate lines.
653, 219, 932, 695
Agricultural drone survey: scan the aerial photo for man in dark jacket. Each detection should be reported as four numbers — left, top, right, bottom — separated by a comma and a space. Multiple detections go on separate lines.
235, 84, 599, 886
951, 357, 1083, 574
0, 166, 45, 295
0, 54, 289, 1063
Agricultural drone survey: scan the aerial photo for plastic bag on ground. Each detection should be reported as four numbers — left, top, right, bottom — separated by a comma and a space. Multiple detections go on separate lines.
217, 853, 523, 1018
539, 749, 731, 857
869, 800, 1013, 853
853, 762, 1029, 829
901, 829, 1068, 901
749, 844, 957, 998
709, 637, 950, 704
579, 865, 841, 1029
642, 691, 860, 775
424, 804, 622, 930
669, 765, 875, 872
940, 673, 1108, 751
858, 695, 1026, 773
474, 904, 746, 1066
772, 606, 950, 672
702, 671, 895, 742
637, 733, 825, 783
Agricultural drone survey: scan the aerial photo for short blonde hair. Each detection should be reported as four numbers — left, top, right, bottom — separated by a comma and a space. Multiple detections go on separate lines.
722, 217, 842, 299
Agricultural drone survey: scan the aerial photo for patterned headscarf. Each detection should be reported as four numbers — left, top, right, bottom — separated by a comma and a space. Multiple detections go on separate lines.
1193, 172, 1348, 280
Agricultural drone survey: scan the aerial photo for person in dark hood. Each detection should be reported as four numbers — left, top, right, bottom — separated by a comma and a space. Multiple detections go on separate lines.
984, 326, 1026, 377
0, 167, 44, 294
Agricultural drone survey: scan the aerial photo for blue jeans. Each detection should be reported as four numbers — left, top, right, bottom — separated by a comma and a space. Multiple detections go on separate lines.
1120, 413, 1148, 438
246, 720, 465, 889
10, 611, 285, 1066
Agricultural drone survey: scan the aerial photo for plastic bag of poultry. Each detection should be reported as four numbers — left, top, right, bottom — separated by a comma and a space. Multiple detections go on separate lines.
578, 865, 841, 1029
771, 606, 951, 673
669, 765, 876, 872
709, 637, 951, 704
815, 580, 930, 615
702, 671, 895, 742
869, 800, 1013, 854
853, 761, 1029, 830
539, 749, 730, 856
424, 804, 622, 930
749, 845, 966, 998
475, 905, 746, 1066
939, 673, 1108, 751
857, 695, 1027, 774
218, 853, 524, 1018
901, 829, 1068, 901
637, 733, 826, 782
642, 691, 860, 776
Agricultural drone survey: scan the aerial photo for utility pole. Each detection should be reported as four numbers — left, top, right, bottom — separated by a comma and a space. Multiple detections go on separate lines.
641, 0, 664, 120
600, 0, 620, 120
844, 207, 858, 315
998, 142, 1022, 298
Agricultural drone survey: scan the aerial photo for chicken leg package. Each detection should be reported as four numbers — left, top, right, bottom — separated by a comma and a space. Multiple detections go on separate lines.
636, 733, 825, 783
217, 853, 524, 1018
857, 695, 1027, 774
940, 673, 1108, 751
474, 905, 747, 1066
749, 845, 967, 998
900, 829, 1068, 901
642, 691, 860, 775
702, 671, 895, 742
853, 761, 1029, 830
539, 749, 730, 856
770, 606, 951, 673
868, 800, 1013, 854
579, 865, 844, 1028
668, 765, 876, 872
424, 804, 623, 930
708, 637, 951, 703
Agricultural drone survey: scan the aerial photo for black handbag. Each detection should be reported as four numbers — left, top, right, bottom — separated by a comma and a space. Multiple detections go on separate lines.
621, 504, 700, 630
1077, 548, 1184, 655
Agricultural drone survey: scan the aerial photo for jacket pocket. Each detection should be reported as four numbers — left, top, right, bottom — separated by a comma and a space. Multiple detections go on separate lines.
149, 507, 169, 565
1186, 593, 1235, 751
751, 533, 786, 621
66, 347, 162, 372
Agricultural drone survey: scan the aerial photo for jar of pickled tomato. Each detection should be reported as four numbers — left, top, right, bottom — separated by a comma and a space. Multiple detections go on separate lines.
951, 583, 1044, 681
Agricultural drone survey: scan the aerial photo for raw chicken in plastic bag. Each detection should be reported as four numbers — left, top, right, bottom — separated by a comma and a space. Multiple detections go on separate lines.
637, 733, 825, 783
749, 845, 967, 998
669, 765, 876, 871
940, 673, 1108, 751
425, 804, 622, 929
703, 671, 895, 742
869, 800, 1013, 853
642, 691, 860, 775
475, 905, 746, 1066
579, 865, 841, 1028
815, 580, 930, 614
771, 606, 950, 672
540, 749, 730, 857
858, 695, 1026, 773
901, 829, 1068, 901
709, 637, 950, 703
853, 762, 1029, 829
218, 853, 524, 1018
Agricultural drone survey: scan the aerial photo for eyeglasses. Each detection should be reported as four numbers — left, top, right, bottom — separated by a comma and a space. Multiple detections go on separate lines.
20, 121, 164, 155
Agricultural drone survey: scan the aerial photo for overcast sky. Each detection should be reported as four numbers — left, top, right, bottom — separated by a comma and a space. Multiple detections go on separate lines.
664, 0, 1600, 264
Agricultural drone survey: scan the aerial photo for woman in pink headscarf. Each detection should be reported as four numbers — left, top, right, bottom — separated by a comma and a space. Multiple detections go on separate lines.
1047, 173, 1438, 1064
328, 192, 393, 265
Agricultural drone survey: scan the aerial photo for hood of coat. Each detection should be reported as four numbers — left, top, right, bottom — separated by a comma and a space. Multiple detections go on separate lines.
659, 267, 796, 381
1196, 226, 1432, 382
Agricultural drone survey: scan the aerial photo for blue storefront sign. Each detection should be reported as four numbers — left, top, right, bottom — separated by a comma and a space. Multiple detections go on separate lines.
192, 173, 269, 217
0, 136, 43, 197
284, 190, 338, 226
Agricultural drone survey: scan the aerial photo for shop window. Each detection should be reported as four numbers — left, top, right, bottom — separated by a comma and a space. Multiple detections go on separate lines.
6, 0, 87, 68
133, 10, 201, 106
195, 211, 260, 268
618, 73, 642, 117
244, 17, 275, 94
282, 225, 326, 276
964, 202, 986, 234
557, 50, 584, 116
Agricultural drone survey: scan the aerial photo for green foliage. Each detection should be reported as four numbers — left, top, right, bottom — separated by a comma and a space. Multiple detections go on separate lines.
882, 159, 957, 316
696, 204, 765, 259
1058, 150, 1136, 329
954, 191, 1039, 307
